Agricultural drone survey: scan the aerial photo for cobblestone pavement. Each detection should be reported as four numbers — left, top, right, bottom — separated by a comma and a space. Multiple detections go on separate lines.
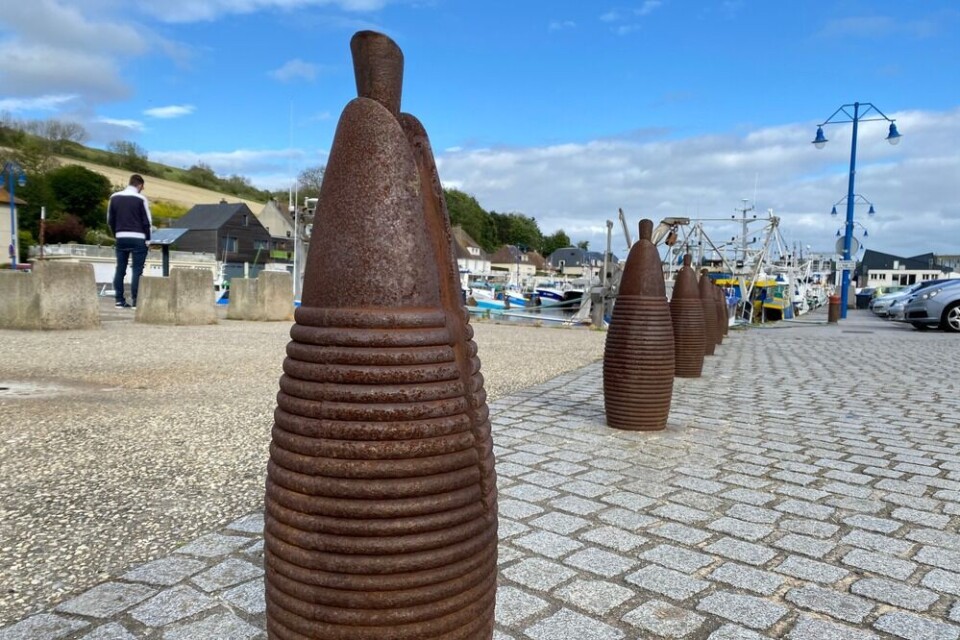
4, 310, 960, 639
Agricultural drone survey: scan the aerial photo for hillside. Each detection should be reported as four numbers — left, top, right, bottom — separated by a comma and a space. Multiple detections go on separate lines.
58, 157, 268, 212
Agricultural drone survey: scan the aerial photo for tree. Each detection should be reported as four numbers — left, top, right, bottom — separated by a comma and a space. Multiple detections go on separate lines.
47, 165, 112, 230
490, 211, 543, 251
444, 188, 497, 252
15, 172, 60, 238
43, 214, 87, 244
183, 162, 217, 189
541, 230, 571, 258
297, 165, 325, 200
36, 119, 88, 153
107, 140, 149, 173
576, 240, 590, 250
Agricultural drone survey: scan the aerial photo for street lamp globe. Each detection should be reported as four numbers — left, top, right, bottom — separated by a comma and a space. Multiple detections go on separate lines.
812, 126, 828, 149
886, 122, 902, 145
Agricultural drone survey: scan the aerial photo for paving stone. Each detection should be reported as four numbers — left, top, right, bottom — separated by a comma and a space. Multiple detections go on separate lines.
128, 585, 218, 627
625, 565, 709, 601
54, 582, 156, 618
598, 507, 657, 531
893, 507, 951, 528
772, 533, 835, 559
600, 491, 656, 511
521, 470, 568, 488
554, 580, 635, 616
225, 513, 264, 534
873, 611, 960, 640
843, 529, 914, 555
707, 516, 773, 542
561, 479, 612, 498
191, 558, 263, 592
706, 537, 777, 566
512, 530, 583, 559
622, 599, 706, 638
0, 614, 88, 640
495, 586, 550, 626
175, 534, 251, 558
916, 546, 960, 573
529, 511, 591, 535
671, 476, 728, 495
719, 488, 775, 506
650, 521, 713, 545
563, 547, 636, 577
826, 496, 884, 513
671, 489, 726, 511
825, 470, 874, 485
907, 529, 960, 552
707, 624, 768, 639
822, 481, 874, 499
775, 555, 849, 583
501, 484, 560, 502
499, 499, 545, 519
722, 473, 773, 489
498, 518, 531, 539
921, 569, 960, 597
541, 460, 589, 475
786, 614, 880, 640
774, 498, 835, 520
161, 612, 261, 640
221, 579, 266, 615
524, 608, 625, 640
778, 518, 839, 539
577, 469, 627, 485
784, 585, 873, 624
708, 562, 784, 595
549, 495, 605, 515
642, 544, 714, 573
121, 556, 208, 586
652, 503, 712, 524
850, 578, 939, 611
843, 514, 903, 534
842, 549, 917, 580
876, 478, 929, 496
895, 462, 942, 476
696, 591, 787, 630
726, 504, 781, 524
771, 470, 819, 486
501, 557, 576, 591
78, 623, 137, 639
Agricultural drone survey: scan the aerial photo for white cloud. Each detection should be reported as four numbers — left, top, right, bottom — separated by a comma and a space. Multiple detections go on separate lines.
144, 105, 196, 119
0, 94, 78, 113
96, 117, 145, 131
0, 42, 130, 102
636, 1, 662, 16
269, 58, 320, 83
434, 108, 960, 259
133, 0, 392, 23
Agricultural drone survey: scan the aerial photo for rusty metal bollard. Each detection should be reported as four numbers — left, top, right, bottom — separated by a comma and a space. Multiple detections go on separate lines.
669, 254, 706, 378
603, 219, 675, 431
717, 285, 730, 336
698, 269, 719, 355
713, 283, 725, 346
264, 31, 497, 640
827, 294, 841, 323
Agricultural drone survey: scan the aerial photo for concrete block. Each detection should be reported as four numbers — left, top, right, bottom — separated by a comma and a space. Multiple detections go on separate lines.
0, 262, 98, 330
35, 262, 100, 330
226, 271, 293, 321
136, 269, 216, 326
0, 270, 41, 329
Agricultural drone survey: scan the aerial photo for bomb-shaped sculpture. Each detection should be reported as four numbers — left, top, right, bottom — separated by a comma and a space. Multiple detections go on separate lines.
603, 219, 675, 431
264, 31, 498, 640
698, 269, 720, 353
711, 283, 724, 346
669, 254, 706, 378
714, 284, 729, 337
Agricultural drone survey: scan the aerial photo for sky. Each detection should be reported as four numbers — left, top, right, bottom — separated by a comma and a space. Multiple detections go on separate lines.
1, 0, 958, 260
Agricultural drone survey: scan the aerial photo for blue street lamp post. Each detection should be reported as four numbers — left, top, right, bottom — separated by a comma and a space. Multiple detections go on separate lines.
813, 102, 900, 319
2, 160, 27, 269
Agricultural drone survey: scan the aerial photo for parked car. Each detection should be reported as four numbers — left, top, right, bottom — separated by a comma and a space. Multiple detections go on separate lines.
872, 279, 955, 317
903, 280, 960, 331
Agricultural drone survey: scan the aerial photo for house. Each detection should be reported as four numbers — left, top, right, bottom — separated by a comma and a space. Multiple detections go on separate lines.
547, 247, 620, 280
489, 245, 537, 280
0, 186, 26, 266
858, 249, 950, 288
451, 226, 491, 277
173, 202, 279, 277
256, 199, 295, 261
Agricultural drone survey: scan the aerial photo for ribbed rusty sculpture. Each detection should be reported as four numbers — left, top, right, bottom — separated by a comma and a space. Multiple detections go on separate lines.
603, 219, 675, 431
698, 269, 719, 355
715, 285, 729, 337
264, 31, 498, 640
669, 254, 706, 378
712, 283, 724, 347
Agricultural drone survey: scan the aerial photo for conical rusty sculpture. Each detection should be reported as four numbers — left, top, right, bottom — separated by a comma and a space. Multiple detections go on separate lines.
712, 284, 724, 346
603, 219, 675, 431
669, 254, 706, 378
264, 31, 497, 640
715, 284, 729, 338
699, 269, 719, 354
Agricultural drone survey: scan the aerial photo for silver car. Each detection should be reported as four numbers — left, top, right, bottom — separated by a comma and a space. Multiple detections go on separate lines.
871, 284, 922, 317
903, 280, 960, 332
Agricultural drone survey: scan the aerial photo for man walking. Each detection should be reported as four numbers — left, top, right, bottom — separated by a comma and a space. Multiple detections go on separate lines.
108, 174, 152, 308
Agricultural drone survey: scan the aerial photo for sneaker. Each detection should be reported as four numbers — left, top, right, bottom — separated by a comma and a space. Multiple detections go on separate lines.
115, 301, 132, 309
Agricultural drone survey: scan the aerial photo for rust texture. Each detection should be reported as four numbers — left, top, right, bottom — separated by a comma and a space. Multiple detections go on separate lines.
265, 30, 497, 640
603, 219, 675, 431
712, 284, 725, 346
698, 269, 719, 354
669, 254, 706, 378
717, 285, 729, 337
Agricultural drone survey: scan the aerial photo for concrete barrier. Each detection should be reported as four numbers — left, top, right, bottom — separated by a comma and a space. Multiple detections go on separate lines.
0, 262, 99, 330
136, 268, 217, 325
227, 271, 294, 321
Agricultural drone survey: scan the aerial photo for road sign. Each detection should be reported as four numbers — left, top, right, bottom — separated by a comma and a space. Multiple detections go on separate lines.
836, 260, 857, 271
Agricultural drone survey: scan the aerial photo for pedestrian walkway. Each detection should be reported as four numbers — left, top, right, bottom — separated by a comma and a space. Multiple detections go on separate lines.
3, 311, 960, 639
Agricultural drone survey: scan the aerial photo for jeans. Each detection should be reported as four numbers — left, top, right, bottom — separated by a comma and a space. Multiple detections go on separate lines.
114, 237, 148, 304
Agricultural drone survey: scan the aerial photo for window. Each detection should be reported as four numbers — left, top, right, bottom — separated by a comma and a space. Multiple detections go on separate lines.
468, 246, 480, 256
221, 236, 238, 253
254, 240, 269, 250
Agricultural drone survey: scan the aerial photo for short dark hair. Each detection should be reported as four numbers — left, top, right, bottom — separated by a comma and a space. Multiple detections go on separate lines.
129, 174, 145, 188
